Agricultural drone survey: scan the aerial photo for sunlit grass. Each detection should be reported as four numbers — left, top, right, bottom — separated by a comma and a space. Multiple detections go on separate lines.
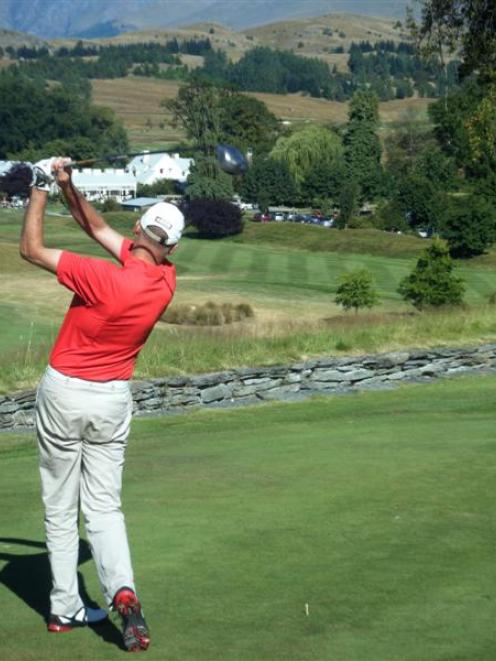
2, 208, 496, 392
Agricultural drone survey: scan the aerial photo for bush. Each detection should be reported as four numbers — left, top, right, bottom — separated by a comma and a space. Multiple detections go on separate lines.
398, 239, 465, 309
162, 301, 254, 325
334, 269, 378, 312
137, 179, 178, 196
185, 198, 244, 238
101, 198, 121, 212
347, 215, 375, 229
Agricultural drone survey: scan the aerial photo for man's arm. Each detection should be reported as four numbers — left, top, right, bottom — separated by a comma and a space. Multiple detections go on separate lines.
19, 189, 62, 274
54, 161, 125, 260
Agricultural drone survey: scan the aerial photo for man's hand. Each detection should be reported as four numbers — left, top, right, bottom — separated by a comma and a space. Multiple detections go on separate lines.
31, 157, 58, 192
52, 157, 72, 188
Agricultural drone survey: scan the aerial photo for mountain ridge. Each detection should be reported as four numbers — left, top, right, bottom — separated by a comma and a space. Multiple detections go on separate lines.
0, 0, 411, 39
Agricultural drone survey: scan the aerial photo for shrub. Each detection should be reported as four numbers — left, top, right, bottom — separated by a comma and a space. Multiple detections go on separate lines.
185, 198, 244, 238
101, 198, 121, 212
398, 239, 465, 309
347, 215, 375, 229
162, 301, 254, 325
335, 269, 378, 313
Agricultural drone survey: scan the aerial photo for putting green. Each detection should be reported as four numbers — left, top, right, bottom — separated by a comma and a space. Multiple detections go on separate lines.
1, 375, 495, 660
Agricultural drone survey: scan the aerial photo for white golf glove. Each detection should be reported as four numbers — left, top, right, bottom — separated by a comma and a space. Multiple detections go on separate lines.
31, 157, 57, 192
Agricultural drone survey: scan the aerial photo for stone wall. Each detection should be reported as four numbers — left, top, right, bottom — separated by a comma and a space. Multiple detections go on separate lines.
2, 343, 496, 432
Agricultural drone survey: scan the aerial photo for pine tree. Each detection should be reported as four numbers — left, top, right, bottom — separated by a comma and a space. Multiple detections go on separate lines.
398, 239, 465, 308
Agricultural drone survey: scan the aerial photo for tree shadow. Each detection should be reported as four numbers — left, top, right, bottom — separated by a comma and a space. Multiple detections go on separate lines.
0, 537, 123, 650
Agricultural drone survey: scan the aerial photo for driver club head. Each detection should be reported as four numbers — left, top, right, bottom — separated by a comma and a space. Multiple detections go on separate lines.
215, 144, 248, 176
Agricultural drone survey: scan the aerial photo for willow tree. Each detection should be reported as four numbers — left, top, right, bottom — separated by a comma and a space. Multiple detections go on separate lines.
270, 124, 343, 185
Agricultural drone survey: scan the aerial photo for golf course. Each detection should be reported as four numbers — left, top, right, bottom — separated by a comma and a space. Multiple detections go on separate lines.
2, 205, 496, 393
2, 205, 496, 660
1, 375, 495, 660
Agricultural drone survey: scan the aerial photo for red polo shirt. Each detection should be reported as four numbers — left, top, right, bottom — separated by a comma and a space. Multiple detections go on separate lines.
49, 239, 176, 381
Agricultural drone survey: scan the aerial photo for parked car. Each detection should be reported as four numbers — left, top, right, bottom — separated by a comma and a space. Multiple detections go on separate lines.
253, 212, 271, 223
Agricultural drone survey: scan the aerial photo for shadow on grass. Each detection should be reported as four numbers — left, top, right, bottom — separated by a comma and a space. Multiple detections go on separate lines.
0, 537, 123, 650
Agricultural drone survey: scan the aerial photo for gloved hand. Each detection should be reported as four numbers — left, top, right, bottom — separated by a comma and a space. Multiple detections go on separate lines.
31, 157, 57, 192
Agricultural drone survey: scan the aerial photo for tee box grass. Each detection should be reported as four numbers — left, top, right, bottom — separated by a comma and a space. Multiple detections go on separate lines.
1, 375, 496, 660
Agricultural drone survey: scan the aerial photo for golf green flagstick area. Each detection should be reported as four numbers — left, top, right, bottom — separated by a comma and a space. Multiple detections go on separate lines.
1, 375, 496, 660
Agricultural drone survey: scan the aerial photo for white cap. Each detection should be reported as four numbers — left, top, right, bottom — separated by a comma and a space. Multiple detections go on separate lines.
139, 202, 185, 246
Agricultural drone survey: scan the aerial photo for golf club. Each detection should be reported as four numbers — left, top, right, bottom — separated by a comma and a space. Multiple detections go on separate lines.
0, 143, 248, 198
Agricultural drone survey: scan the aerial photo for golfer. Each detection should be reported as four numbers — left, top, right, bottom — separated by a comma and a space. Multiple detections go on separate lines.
20, 158, 185, 652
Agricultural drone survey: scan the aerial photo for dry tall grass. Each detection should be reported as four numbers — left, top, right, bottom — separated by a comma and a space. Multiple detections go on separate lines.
92, 76, 434, 148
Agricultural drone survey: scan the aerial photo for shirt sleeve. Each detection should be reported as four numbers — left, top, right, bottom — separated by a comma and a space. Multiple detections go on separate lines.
56, 251, 116, 305
120, 238, 134, 264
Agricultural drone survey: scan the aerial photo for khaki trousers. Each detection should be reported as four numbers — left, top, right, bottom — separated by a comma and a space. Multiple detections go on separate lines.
36, 366, 135, 616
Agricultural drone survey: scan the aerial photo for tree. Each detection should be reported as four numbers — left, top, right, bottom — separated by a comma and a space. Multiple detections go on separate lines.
270, 125, 343, 185
335, 269, 378, 313
165, 82, 222, 158
240, 156, 298, 206
398, 239, 465, 309
410, 1, 496, 81
300, 158, 347, 206
384, 108, 435, 174
185, 198, 243, 238
166, 83, 235, 196
442, 195, 496, 258
465, 84, 496, 176
0, 76, 128, 160
218, 93, 280, 156
394, 173, 447, 231
337, 180, 359, 229
412, 144, 457, 189
428, 77, 490, 178
343, 90, 382, 200
186, 159, 234, 201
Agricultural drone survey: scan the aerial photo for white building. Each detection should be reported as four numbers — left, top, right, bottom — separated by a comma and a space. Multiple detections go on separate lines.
72, 168, 136, 202
126, 152, 193, 185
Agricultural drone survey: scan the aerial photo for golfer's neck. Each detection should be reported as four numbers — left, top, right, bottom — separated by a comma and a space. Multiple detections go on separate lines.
131, 245, 161, 265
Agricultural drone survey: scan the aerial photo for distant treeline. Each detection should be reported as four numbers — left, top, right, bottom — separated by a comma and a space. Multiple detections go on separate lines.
2, 38, 212, 60
0, 38, 459, 101
197, 44, 459, 101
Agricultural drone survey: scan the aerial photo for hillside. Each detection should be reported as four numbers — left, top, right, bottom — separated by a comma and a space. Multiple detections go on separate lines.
91, 76, 433, 149
0, 12, 408, 68
244, 13, 408, 67
0, 28, 47, 49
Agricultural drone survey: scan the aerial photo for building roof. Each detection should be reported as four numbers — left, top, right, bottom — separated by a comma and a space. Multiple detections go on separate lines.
121, 197, 162, 209
72, 168, 136, 188
127, 152, 193, 183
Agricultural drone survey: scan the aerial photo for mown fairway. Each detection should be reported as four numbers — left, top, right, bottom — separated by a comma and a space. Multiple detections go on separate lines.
2, 207, 496, 391
1, 375, 496, 660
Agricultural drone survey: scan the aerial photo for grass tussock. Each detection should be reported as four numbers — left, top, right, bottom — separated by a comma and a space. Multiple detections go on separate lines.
162, 300, 255, 326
